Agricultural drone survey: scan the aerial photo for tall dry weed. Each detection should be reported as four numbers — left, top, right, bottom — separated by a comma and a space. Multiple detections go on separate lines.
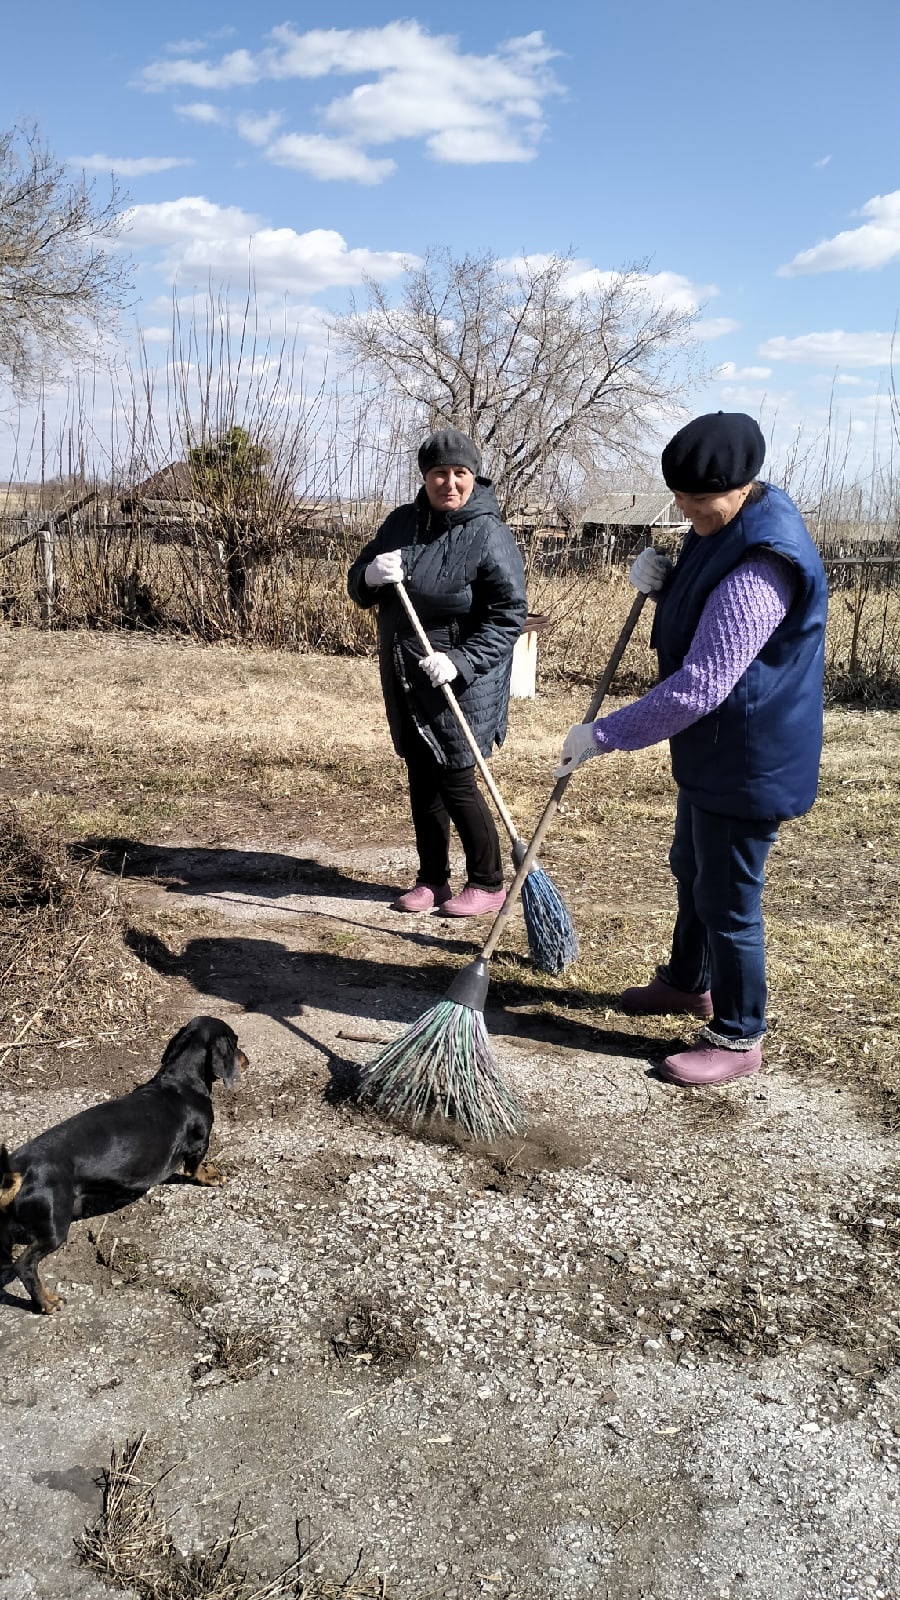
2, 310, 899, 697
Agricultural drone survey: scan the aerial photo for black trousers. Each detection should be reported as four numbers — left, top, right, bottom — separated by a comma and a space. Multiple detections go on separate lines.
400, 713, 503, 890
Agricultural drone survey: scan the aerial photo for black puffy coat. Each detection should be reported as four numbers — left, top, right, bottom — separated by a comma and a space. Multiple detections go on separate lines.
347, 480, 527, 768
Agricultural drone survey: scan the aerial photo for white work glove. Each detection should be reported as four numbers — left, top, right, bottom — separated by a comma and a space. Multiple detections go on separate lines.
554, 723, 599, 777
419, 652, 458, 688
364, 549, 404, 588
629, 547, 673, 594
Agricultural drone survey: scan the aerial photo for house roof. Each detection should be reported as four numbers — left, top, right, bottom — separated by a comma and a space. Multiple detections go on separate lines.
582, 491, 683, 528
127, 461, 195, 502
506, 501, 569, 528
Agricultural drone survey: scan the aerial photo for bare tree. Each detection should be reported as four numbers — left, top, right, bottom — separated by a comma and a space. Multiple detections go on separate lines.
130, 288, 344, 638
0, 121, 131, 394
337, 248, 702, 518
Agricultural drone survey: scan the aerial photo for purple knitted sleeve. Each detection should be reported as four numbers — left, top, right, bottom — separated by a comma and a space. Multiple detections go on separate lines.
592, 551, 798, 752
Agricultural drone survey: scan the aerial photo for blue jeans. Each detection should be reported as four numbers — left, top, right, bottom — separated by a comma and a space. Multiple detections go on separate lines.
665, 793, 779, 1045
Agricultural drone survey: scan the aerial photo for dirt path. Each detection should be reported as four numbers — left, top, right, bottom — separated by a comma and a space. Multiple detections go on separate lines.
1, 836, 899, 1600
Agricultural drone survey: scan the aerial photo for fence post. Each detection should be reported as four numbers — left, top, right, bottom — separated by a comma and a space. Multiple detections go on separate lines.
37, 515, 56, 625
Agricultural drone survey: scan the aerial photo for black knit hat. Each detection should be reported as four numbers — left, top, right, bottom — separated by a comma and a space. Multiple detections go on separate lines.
418, 427, 481, 478
661, 412, 766, 494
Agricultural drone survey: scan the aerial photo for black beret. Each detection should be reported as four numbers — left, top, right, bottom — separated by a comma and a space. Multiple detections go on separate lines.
418, 427, 481, 478
661, 412, 766, 494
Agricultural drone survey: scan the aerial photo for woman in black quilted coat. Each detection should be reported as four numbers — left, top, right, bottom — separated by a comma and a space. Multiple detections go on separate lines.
347, 428, 527, 917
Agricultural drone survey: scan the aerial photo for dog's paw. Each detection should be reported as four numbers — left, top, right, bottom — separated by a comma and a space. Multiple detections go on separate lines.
38, 1287, 65, 1315
191, 1162, 226, 1187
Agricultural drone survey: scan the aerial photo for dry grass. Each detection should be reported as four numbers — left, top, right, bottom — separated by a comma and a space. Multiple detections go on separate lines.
0, 482, 43, 514
163, 1279, 277, 1383
331, 1298, 419, 1371
0, 630, 396, 842
77, 1436, 391, 1600
1, 623, 898, 1118
0, 800, 159, 1078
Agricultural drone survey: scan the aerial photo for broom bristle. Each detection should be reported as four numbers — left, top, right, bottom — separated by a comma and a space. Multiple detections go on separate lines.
357, 999, 525, 1141
521, 864, 579, 975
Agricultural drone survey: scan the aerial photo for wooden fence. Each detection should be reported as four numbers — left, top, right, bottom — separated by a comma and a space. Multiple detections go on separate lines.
3, 510, 900, 623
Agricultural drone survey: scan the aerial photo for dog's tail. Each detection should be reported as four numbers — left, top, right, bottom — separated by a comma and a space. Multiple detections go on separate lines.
0, 1146, 23, 1209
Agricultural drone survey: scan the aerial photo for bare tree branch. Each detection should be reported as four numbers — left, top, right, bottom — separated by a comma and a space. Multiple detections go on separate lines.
0, 120, 132, 394
337, 248, 704, 517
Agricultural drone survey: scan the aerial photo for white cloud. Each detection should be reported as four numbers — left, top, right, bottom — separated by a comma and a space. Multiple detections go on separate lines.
425, 126, 536, 164
175, 102, 228, 125
71, 153, 194, 176
138, 23, 562, 182
627, 270, 717, 317
123, 195, 262, 248
813, 154, 832, 169
165, 29, 236, 55
265, 21, 448, 79
759, 330, 894, 368
235, 111, 283, 147
141, 47, 259, 91
316, 28, 556, 158
695, 316, 741, 339
713, 362, 772, 380
717, 383, 775, 409
536, 260, 716, 319
265, 133, 395, 185
778, 191, 900, 274
121, 196, 417, 296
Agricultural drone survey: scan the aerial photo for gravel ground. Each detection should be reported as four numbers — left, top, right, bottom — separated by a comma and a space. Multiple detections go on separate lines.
1, 842, 899, 1600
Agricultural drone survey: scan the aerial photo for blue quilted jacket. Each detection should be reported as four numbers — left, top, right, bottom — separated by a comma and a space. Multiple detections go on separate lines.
348, 480, 527, 767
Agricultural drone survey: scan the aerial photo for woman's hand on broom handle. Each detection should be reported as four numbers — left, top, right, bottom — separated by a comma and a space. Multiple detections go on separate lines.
364, 549, 404, 587
420, 651, 458, 687
554, 724, 599, 777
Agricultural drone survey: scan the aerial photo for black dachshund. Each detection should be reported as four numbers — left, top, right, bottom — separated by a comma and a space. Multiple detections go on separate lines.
0, 1015, 247, 1314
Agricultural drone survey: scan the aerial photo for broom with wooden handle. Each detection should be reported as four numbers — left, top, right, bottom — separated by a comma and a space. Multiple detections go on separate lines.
394, 579, 578, 975
359, 591, 648, 1139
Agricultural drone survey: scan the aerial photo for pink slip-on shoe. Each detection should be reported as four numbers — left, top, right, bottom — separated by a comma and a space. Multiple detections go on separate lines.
661, 1042, 762, 1087
390, 882, 452, 913
619, 974, 713, 1019
440, 884, 507, 918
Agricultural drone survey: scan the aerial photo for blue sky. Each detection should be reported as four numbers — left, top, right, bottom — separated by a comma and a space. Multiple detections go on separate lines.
3, 0, 899, 480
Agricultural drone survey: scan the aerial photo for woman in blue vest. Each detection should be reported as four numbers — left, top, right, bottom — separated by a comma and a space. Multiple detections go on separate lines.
556, 412, 828, 1087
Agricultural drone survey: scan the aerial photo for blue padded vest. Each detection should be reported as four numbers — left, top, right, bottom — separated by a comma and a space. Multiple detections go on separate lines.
650, 484, 828, 820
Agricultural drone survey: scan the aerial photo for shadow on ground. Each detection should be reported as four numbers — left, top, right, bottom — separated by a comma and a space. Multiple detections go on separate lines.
126, 927, 674, 1108
73, 837, 391, 903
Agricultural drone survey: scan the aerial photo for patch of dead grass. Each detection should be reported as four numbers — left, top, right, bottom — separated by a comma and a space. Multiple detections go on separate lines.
195, 1323, 276, 1385
331, 1297, 419, 1372
165, 1278, 277, 1385
0, 801, 160, 1080
77, 1436, 392, 1599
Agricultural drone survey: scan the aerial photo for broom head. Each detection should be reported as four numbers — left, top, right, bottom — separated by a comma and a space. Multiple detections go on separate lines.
521, 864, 579, 975
357, 995, 525, 1141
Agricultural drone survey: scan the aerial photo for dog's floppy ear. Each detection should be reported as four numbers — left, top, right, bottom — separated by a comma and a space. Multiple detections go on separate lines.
159, 1016, 243, 1086
209, 1026, 242, 1086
